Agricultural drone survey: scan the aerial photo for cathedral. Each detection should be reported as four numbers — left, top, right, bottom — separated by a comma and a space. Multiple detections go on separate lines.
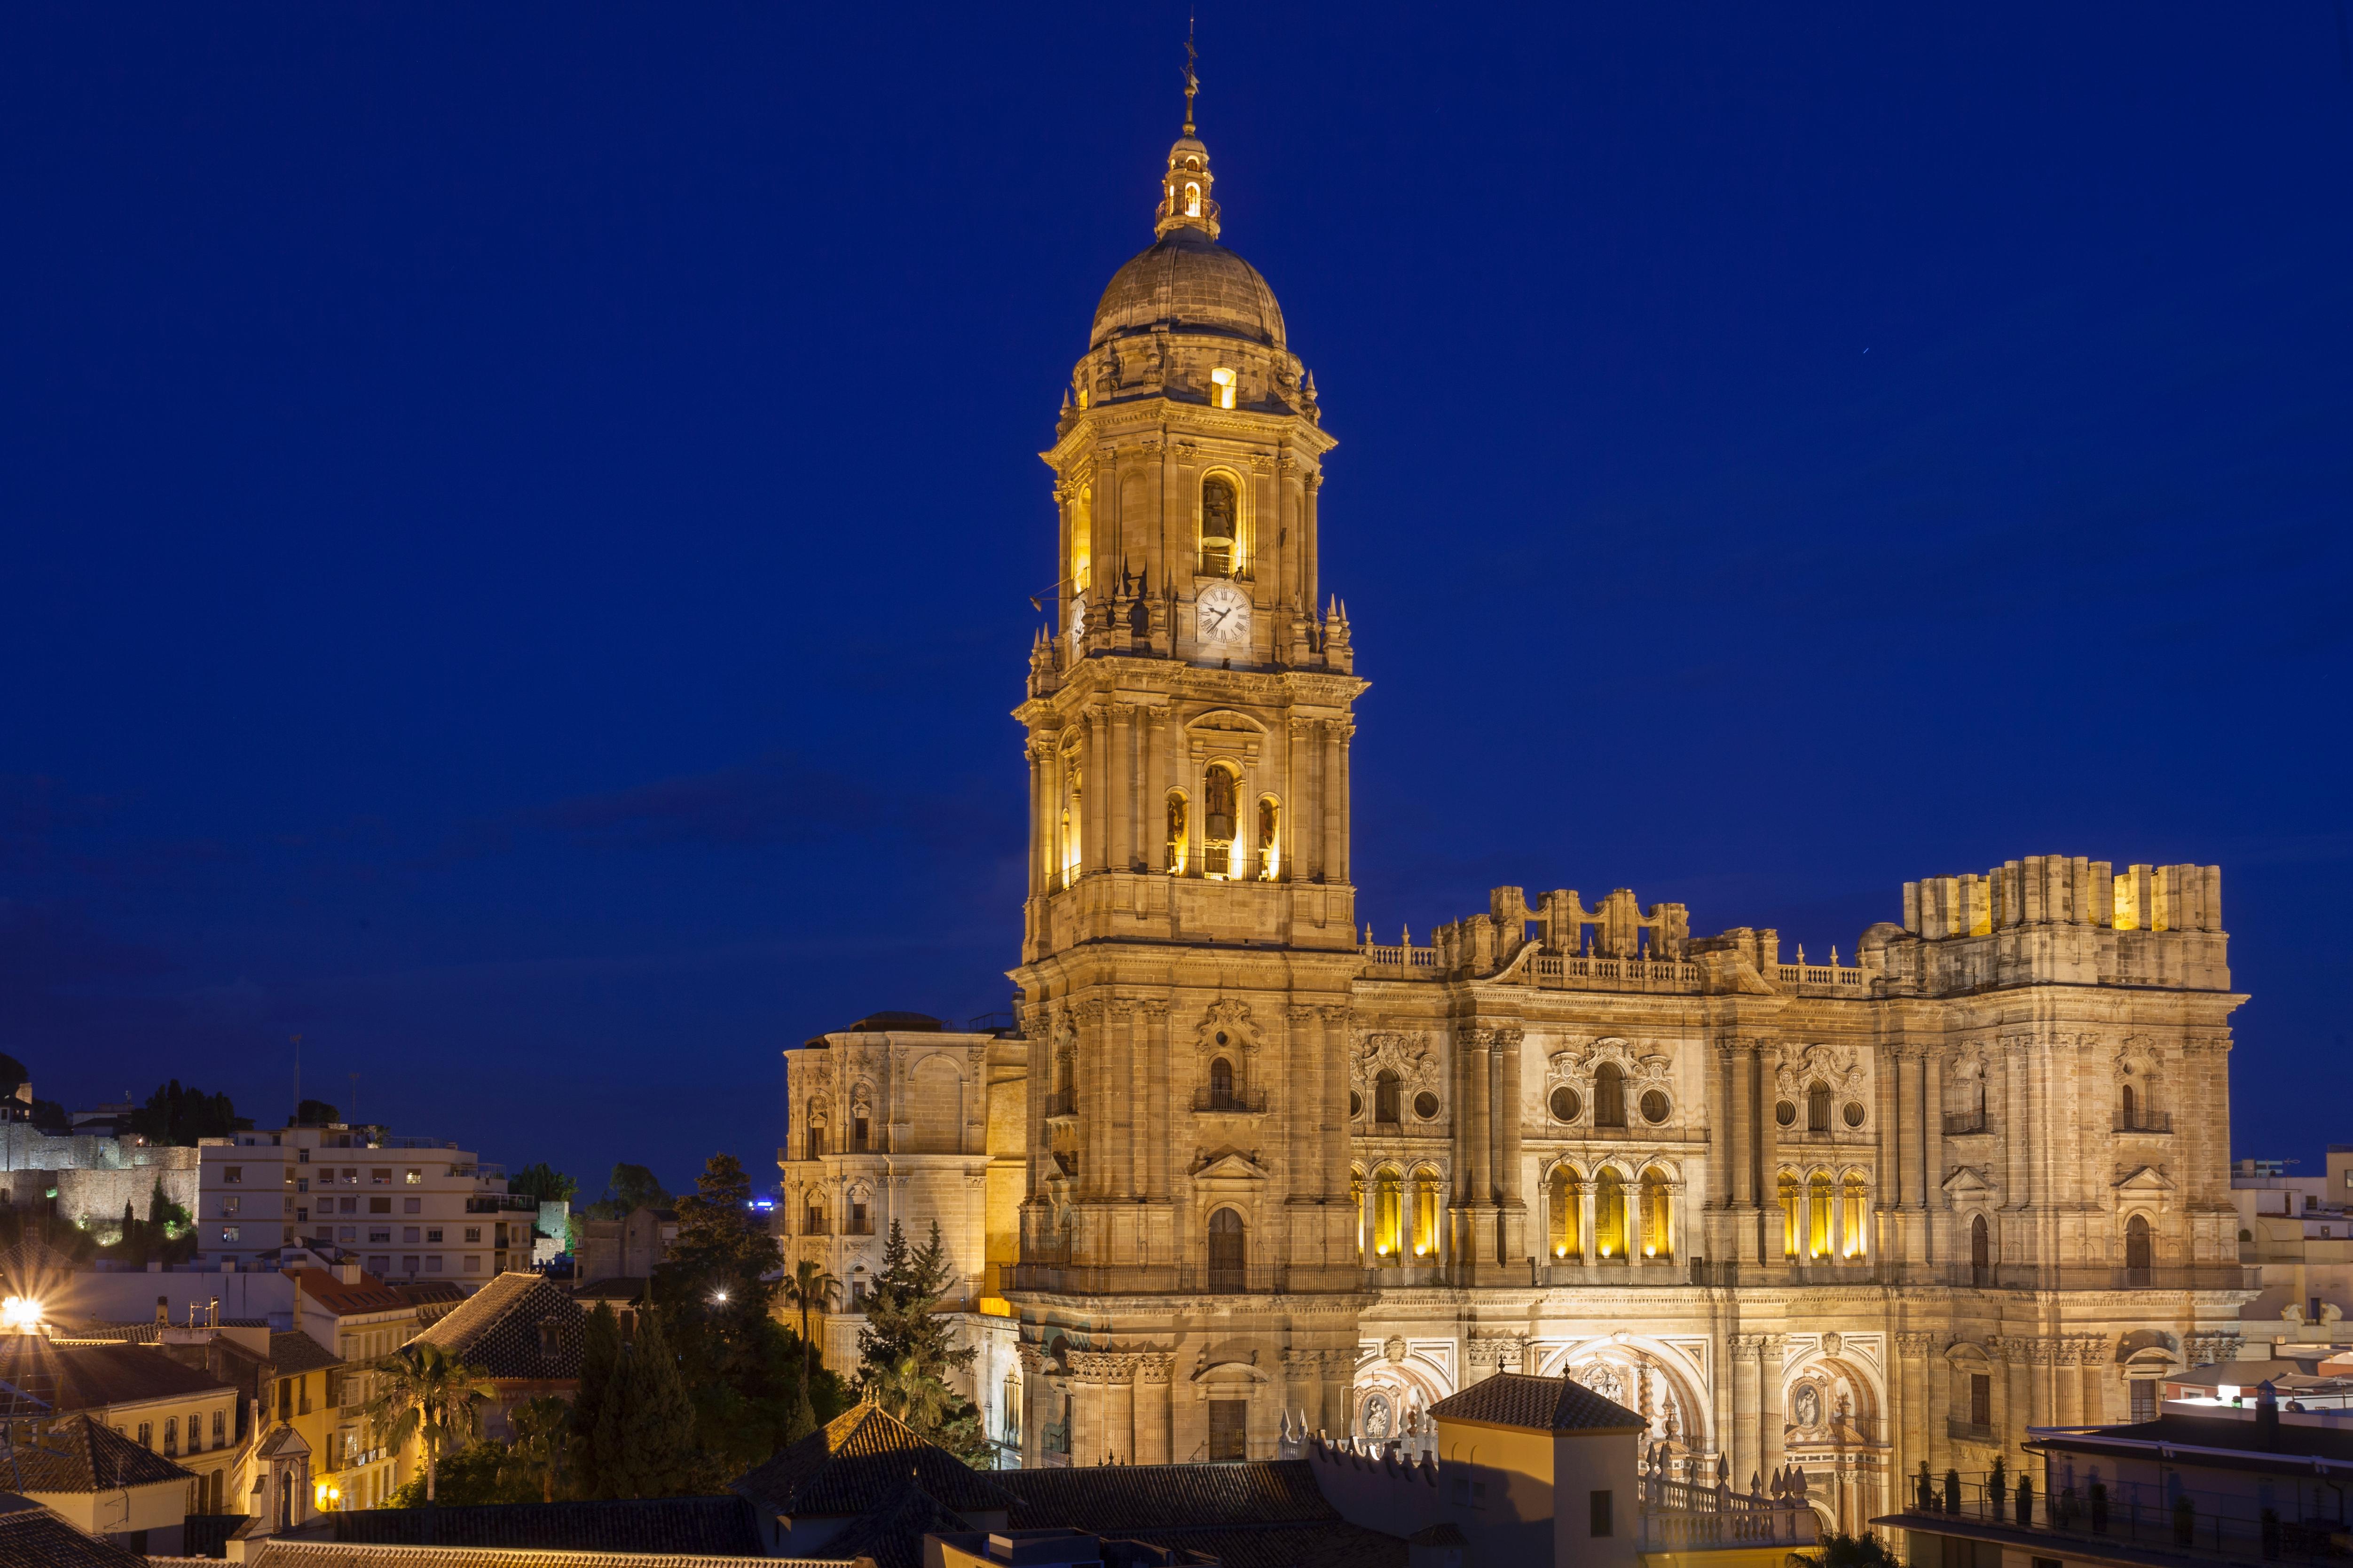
779, 98, 2251, 1532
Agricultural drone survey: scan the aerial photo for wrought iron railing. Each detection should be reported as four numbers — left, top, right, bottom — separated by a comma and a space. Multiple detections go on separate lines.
2115, 1111, 2173, 1133
1191, 1087, 1269, 1113
1899, 1470, 2348, 1566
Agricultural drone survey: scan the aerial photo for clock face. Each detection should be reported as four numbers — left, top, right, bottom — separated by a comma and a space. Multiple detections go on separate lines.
1067, 591, 1086, 642
1196, 583, 1251, 651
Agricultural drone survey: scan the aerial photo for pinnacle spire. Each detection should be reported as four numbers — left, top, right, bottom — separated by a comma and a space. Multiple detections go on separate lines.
1182, 17, 1199, 137
1153, 22, 1220, 241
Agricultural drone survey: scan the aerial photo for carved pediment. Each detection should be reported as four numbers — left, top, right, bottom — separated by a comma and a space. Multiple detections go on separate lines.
1192, 1148, 1271, 1182
1550, 1037, 1672, 1086
1942, 1165, 1998, 1197
1776, 1043, 1865, 1097
2114, 1165, 2176, 1194
1185, 709, 1267, 764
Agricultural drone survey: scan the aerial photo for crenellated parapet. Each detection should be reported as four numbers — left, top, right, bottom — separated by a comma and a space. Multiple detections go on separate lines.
1876, 854, 2230, 994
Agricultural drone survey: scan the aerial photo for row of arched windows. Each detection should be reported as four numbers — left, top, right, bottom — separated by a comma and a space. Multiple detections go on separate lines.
1778, 1172, 1870, 1261
1166, 770, 1279, 880
1354, 1166, 1443, 1263
1546, 1165, 1676, 1262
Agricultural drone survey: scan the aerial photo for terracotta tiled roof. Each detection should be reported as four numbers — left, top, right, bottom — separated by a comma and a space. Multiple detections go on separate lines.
0, 1335, 231, 1414
998, 1459, 1339, 1530
409, 1272, 582, 1380
572, 1277, 652, 1303
9, 1415, 192, 1493
0, 1493, 151, 1567
389, 1282, 467, 1309
269, 1331, 344, 1378
1427, 1370, 1645, 1432
730, 1402, 1011, 1518
297, 1269, 411, 1317
273, 1496, 766, 1557
245, 1546, 792, 1568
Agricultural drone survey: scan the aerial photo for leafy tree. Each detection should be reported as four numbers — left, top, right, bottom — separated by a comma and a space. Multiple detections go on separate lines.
509, 1163, 578, 1205
1798, 1534, 1904, 1568
854, 1221, 987, 1463
126, 1080, 251, 1145
655, 1152, 796, 1477
507, 1395, 574, 1502
385, 1440, 535, 1507
293, 1098, 343, 1127
584, 1162, 670, 1220
363, 1343, 496, 1503
781, 1257, 841, 1413
0, 1052, 26, 1093
574, 1303, 699, 1498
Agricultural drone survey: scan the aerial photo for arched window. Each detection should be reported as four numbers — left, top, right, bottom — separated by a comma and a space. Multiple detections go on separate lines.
1200, 477, 1237, 577
1807, 1081, 1832, 1132
1185, 181, 1202, 218
163, 1417, 177, 1457
1207, 1207, 1246, 1291
1374, 1069, 1402, 1125
1779, 1174, 1800, 1259
2125, 1213, 2153, 1283
1166, 791, 1188, 876
804, 1195, 826, 1235
1970, 1212, 1992, 1286
1548, 1167, 1581, 1260
1594, 1064, 1626, 1128
1210, 366, 1237, 410
1595, 1170, 1628, 1260
1203, 764, 1237, 877
1807, 1174, 1833, 1259
2120, 1083, 2138, 1130
1209, 1057, 1235, 1111
1410, 1168, 1440, 1259
1351, 1170, 1365, 1261
1061, 763, 1083, 888
1841, 1174, 1867, 1258
1372, 1169, 1402, 1262
1640, 1169, 1673, 1260
804, 1107, 827, 1162
1255, 796, 1280, 880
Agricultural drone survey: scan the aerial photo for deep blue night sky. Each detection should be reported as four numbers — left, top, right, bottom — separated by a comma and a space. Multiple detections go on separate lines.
3, 6, 2348, 1196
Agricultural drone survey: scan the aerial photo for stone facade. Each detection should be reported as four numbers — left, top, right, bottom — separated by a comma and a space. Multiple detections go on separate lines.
777, 118, 2251, 1519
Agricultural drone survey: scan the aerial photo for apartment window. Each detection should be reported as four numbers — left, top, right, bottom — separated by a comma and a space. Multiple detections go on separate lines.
342, 1168, 358, 1184
427, 1255, 443, 1272
369, 1229, 391, 1244
372, 1168, 391, 1185
341, 1197, 356, 1214
369, 1255, 391, 1272
1590, 1490, 1613, 1538
852, 1117, 870, 1152
403, 1228, 420, 1244
162, 1418, 178, 1456
297, 1150, 309, 1164
185, 1409, 202, 1451
339, 1227, 355, 1241
425, 1229, 443, 1243
1970, 1374, 1992, 1427
402, 1256, 420, 1274
464, 1227, 481, 1243
850, 1202, 870, 1234
296, 1178, 309, 1193
404, 1198, 421, 1214
370, 1196, 390, 1214
464, 1255, 481, 1273
296, 1207, 309, 1223
2131, 1380, 2158, 1422
138, 1422, 153, 1449
222, 1198, 240, 1215
405, 1169, 421, 1184
211, 1411, 224, 1446
225, 1167, 243, 1185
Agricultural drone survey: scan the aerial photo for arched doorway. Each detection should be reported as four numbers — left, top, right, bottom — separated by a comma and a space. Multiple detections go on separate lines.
1970, 1214, 1991, 1287
1207, 1207, 1246, 1292
2125, 1213, 2153, 1285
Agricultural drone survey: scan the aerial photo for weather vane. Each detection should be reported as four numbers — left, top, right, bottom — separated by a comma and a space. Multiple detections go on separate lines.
1182, 15, 1199, 136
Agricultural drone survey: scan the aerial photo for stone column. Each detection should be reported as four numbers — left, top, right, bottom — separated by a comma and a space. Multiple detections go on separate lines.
2001, 1340, 2031, 1461
1462, 1027, 1494, 1272
1107, 702, 1133, 872
1303, 472, 1321, 617
1755, 1044, 1782, 1266
1579, 1178, 1598, 1277
1084, 711, 1108, 875
1758, 1336, 1787, 1482
1495, 1027, 1526, 1263
1322, 1348, 1354, 1441
1108, 1001, 1136, 1202
1923, 1051, 1947, 1263
1143, 1001, 1171, 1208
2054, 1339, 2082, 1428
1332, 721, 1353, 883
1134, 1356, 1173, 1464
1895, 1333, 1932, 1500
2079, 1347, 2108, 1427
1730, 1336, 1761, 1488
1925, 1342, 1950, 1474
1070, 1355, 1103, 1469
1320, 722, 1343, 885
1103, 1357, 1136, 1465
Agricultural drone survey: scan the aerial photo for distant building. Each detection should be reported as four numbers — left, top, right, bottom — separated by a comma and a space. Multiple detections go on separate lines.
0, 1333, 241, 1516
13, 1414, 201, 1555
0, 1490, 153, 1567
2233, 1149, 2353, 1360
194, 1120, 537, 1281
573, 1204, 677, 1285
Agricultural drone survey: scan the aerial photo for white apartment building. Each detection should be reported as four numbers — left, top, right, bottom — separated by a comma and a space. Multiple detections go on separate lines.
195, 1121, 536, 1284
2233, 1148, 2353, 1356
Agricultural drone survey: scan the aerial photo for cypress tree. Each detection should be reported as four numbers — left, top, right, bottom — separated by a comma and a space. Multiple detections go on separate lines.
592, 1306, 698, 1498
573, 1303, 622, 1497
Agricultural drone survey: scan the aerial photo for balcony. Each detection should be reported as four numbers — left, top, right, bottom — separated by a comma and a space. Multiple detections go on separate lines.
1191, 1087, 1268, 1114
1889, 1469, 2350, 1568
2115, 1112, 2173, 1134
1945, 1417, 1997, 1443
1043, 1091, 1076, 1120
1640, 1477, 1820, 1554
1943, 1110, 1989, 1136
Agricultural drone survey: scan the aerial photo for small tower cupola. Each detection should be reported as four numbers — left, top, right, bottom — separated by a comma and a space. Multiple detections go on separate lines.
1154, 35, 1219, 241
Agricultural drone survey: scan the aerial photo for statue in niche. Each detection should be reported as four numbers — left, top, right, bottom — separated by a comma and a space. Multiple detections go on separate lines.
1361, 1392, 1393, 1440
1792, 1383, 1821, 1429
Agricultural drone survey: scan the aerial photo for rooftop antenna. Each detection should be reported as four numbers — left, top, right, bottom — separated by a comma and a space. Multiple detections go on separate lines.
291, 1034, 302, 1122
1182, 14, 1199, 136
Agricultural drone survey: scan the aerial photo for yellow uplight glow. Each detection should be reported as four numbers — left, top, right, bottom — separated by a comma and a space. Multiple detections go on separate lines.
978, 1296, 1014, 1318
1, 1296, 41, 1331
1644, 1246, 1656, 1258
1210, 367, 1237, 410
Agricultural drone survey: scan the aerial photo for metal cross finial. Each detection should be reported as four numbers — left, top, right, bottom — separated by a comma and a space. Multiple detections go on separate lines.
1182, 17, 1199, 135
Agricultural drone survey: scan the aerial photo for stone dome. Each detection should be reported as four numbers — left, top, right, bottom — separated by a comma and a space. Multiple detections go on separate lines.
1089, 224, 1286, 351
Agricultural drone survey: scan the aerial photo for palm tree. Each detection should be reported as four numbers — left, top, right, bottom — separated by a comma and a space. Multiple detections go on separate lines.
780, 1257, 841, 1401
866, 1351, 952, 1431
506, 1395, 574, 1503
362, 1342, 496, 1504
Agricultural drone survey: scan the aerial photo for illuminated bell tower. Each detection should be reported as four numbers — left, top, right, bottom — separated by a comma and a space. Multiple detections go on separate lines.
1007, 78, 1369, 1465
